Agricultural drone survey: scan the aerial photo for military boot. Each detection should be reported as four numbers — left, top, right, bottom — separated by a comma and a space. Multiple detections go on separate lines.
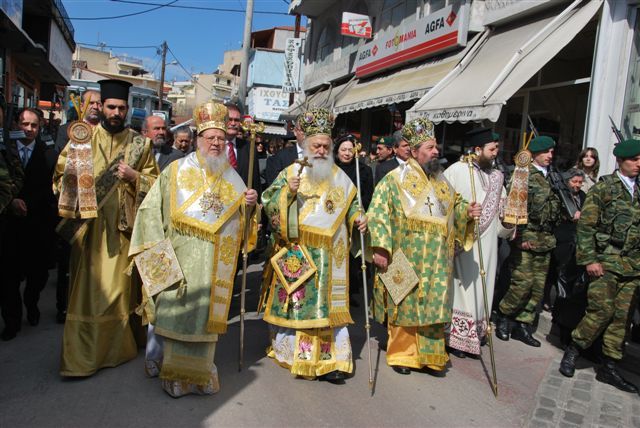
596, 358, 638, 393
559, 343, 580, 377
495, 314, 511, 341
510, 322, 541, 347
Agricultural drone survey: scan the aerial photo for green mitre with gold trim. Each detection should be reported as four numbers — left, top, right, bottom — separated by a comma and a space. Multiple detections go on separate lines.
402, 118, 436, 148
299, 107, 335, 137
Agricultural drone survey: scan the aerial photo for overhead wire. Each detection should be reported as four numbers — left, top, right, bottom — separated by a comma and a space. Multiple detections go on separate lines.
68, 0, 177, 20
110, 0, 289, 15
166, 45, 213, 93
78, 42, 159, 49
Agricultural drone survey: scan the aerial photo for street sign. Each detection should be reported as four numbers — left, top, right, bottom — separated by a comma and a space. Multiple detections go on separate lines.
341, 12, 372, 39
282, 38, 302, 94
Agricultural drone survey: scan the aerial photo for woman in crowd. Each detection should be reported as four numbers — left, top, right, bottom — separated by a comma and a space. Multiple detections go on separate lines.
574, 147, 599, 192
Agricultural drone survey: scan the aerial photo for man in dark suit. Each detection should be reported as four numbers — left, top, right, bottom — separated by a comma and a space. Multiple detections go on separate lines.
143, 115, 183, 171
373, 135, 399, 185
264, 116, 304, 188
224, 103, 261, 196
55, 90, 102, 153
0, 108, 58, 340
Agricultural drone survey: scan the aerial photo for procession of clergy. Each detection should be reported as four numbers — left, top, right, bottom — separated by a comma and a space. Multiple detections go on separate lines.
51, 78, 640, 398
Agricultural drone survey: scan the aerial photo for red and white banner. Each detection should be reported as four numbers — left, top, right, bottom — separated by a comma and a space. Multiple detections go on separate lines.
341, 12, 372, 39
353, 2, 469, 77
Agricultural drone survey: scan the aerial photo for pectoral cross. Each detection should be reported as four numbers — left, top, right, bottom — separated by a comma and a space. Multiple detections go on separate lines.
294, 156, 312, 177
424, 196, 435, 216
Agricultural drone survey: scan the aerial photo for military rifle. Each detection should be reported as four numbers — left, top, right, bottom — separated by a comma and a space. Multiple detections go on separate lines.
527, 116, 579, 219
609, 116, 624, 144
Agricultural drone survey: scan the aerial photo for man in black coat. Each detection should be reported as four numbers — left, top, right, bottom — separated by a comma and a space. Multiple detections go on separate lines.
143, 115, 183, 171
224, 103, 261, 197
264, 117, 304, 188
1, 108, 58, 340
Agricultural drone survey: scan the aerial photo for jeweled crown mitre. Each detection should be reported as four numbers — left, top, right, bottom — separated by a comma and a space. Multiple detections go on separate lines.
299, 107, 335, 137
193, 101, 228, 134
402, 118, 436, 148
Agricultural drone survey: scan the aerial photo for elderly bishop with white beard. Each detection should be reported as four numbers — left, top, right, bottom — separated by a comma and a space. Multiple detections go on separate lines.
260, 107, 367, 384
129, 102, 258, 398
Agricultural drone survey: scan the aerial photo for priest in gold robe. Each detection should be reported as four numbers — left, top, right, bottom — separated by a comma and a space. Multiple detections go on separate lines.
129, 101, 258, 398
367, 118, 480, 376
54, 79, 158, 377
261, 107, 367, 384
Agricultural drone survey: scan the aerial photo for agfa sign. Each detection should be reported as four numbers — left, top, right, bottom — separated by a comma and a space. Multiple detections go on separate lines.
354, 2, 469, 77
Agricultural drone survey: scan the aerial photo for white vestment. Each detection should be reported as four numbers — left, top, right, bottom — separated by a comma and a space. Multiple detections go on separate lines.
443, 160, 513, 355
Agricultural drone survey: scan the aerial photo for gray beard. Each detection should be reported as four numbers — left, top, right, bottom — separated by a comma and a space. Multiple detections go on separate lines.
199, 149, 229, 174
304, 151, 334, 183
421, 159, 443, 178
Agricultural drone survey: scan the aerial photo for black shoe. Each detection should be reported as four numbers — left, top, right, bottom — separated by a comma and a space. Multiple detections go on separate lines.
447, 347, 466, 359
1, 328, 17, 341
495, 315, 511, 341
56, 310, 67, 324
27, 307, 40, 326
559, 343, 580, 377
596, 358, 638, 393
392, 366, 411, 375
322, 371, 346, 384
510, 322, 541, 347
480, 335, 487, 347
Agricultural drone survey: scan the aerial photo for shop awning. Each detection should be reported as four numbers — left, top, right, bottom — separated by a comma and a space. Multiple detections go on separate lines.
333, 38, 479, 115
406, 0, 602, 123
282, 79, 355, 120
260, 123, 288, 136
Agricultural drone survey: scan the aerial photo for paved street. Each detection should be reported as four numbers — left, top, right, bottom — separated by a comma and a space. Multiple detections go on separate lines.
0, 261, 637, 427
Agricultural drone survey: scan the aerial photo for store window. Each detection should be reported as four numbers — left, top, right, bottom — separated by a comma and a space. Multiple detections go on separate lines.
379, 0, 417, 32
315, 26, 332, 63
622, 9, 640, 139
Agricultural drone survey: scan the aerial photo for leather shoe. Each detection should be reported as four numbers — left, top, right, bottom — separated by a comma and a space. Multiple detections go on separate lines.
1, 328, 17, 341
322, 371, 346, 384
510, 322, 541, 347
495, 315, 511, 341
392, 366, 411, 375
596, 358, 638, 393
559, 343, 580, 377
447, 347, 466, 359
27, 307, 40, 326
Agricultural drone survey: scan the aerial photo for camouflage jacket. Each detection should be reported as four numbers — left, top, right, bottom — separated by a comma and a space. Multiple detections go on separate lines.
576, 173, 640, 276
517, 164, 561, 252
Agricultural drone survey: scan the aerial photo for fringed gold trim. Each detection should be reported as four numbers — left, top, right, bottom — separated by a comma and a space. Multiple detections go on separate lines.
160, 366, 212, 386
329, 311, 354, 327
405, 217, 447, 235
298, 228, 333, 249
289, 360, 353, 377
206, 320, 228, 334
171, 215, 217, 242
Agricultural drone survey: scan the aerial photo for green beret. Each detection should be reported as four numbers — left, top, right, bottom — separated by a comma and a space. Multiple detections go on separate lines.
613, 139, 640, 158
529, 136, 555, 153
492, 132, 500, 141
378, 136, 394, 148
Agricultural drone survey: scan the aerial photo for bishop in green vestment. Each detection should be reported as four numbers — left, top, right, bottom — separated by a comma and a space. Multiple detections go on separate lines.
129, 102, 258, 397
367, 118, 480, 375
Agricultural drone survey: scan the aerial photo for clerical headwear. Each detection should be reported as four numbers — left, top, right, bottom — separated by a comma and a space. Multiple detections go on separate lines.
193, 101, 228, 135
528, 136, 555, 153
299, 107, 335, 137
613, 139, 640, 158
402, 118, 435, 148
465, 127, 499, 148
98, 79, 132, 102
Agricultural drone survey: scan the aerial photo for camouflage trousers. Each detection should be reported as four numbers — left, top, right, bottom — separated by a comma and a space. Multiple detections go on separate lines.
572, 272, 639, 360
499, 248, 551, 324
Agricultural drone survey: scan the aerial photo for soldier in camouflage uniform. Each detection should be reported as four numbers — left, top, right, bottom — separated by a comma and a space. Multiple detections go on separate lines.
559, 139, 640, 393
496, 136, 561, 347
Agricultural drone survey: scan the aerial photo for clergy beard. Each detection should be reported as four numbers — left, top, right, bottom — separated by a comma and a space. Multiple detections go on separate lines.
200, 149, 229, 174
421, 159, 443, 178
100, 114, 125, 134
304, 149, 334, 183
476, 154, 494, 172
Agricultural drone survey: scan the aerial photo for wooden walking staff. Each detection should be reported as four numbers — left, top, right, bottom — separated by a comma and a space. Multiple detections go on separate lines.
465, 153, 498, 397
352, 142, 374, 390
238, 116, 264, 372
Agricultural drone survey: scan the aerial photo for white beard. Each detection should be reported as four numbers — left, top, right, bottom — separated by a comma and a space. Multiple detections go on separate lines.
199, 149, 229, 174
304, 148, 334, 183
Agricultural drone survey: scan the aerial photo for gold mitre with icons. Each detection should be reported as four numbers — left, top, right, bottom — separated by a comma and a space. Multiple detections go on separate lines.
193, 101, 228, 134
402, 117, 436, 148
299, 107, 335, 137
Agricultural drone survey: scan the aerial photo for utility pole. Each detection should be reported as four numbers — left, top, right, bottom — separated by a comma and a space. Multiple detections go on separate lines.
238, 0, 255, 109
158, 41, 167, 110
289, 14, 301, 106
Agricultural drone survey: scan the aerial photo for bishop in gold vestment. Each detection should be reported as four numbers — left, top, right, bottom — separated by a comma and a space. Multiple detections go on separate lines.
54, 79, 158, 377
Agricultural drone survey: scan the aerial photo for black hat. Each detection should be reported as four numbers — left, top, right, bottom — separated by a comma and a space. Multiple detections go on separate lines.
465, 127, 499, 148
98, 79, 132, 102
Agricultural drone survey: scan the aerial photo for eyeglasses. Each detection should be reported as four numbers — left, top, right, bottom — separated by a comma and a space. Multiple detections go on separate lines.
202, 136, 225, 144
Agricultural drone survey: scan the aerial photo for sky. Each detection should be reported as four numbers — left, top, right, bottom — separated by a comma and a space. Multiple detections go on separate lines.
63, 0, 303, 82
